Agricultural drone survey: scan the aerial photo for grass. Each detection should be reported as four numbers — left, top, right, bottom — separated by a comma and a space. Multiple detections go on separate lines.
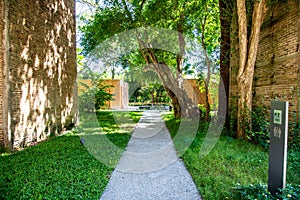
163, 113, 300, 199
0, 111, 142, 200
2, 110, 297, 199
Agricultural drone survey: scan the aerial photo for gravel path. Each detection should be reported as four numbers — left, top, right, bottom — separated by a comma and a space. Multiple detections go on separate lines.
100, 110, 201, 200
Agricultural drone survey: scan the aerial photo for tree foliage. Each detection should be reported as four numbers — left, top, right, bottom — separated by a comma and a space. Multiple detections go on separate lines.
79, 0, 220, 119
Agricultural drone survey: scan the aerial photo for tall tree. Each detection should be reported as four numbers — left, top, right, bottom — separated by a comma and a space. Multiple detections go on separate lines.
80, 0, 202, 118
192, 0, 220, 121
236, 0, 268, 138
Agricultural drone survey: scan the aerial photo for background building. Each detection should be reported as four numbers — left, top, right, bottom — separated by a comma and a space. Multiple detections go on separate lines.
78, 79, 129, 110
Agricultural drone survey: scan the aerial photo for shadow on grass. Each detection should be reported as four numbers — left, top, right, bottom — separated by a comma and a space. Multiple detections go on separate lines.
0, 135, 112, 199
0, 110, 142, 199
77, 111, 142, 168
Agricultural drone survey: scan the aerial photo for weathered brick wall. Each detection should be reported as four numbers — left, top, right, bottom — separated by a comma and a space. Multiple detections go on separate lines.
0, 0, 77, 148
229, 0, 300, 125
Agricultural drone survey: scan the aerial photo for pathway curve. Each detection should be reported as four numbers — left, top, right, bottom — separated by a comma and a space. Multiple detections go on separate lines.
100, 110, 201, 200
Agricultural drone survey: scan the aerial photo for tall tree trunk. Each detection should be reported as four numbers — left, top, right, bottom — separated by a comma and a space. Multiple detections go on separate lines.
200, 4, 212, 122
111, 64, 115, 80
154, 62, 200, 119
151, 90, 154, 105
236, 0, 268, 139
137, 17, 200, 119
218, 0, 231, 129
202, 41, 211, 122
165, 87, 181, 118
139, 48, 199, 119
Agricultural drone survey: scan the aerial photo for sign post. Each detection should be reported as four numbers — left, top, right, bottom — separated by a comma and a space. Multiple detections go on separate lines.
268, 101, 288, 196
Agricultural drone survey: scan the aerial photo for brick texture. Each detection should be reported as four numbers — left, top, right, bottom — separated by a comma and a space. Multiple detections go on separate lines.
229, 0, 300, 125
0, 0, 77, 148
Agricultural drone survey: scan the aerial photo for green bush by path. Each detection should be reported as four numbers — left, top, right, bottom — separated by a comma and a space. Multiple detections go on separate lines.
163, 114, 300, 199
233, 183, 300, 199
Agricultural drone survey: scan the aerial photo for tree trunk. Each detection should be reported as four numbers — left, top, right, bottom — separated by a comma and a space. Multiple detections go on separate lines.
200, 4, 211, 122
202, 45, 211, 122
165, 87, 181, 118
236, 0, 268, 138
139, 51, 199, 119
204, 82, 211, 121
151, 91, 154, 105
137, 18, 200, 119
218, 0, 231, 129
154, 62, 200, 119
111, 65, 115, 80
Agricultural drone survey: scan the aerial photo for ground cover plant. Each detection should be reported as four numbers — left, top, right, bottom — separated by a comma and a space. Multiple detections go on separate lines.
0, 111, 142, 200
163, 113, 300, 199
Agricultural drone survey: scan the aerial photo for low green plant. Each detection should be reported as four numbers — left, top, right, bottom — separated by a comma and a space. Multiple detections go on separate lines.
198, 104, 207, 119
247, 105, 270, 149
289, 123, 300, 151
287, 149, 300, 184
0, 145, 5, 154
79, 80, 113, 112
247, 131, 270, 150
233, 183, 300, 200
164, 114, 269, 199
0, 134, 111, 199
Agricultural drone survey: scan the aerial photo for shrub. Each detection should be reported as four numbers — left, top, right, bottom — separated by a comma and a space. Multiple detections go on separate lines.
247, 105, 270, 149
289, 123, 300, 151
79, 80, 113, 112
233, 183, 300, 200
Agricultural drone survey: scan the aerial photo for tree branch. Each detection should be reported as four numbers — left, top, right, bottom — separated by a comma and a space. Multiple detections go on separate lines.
121, 0, 133, 21
246, 0, 268, 76
236, 0, 248, 79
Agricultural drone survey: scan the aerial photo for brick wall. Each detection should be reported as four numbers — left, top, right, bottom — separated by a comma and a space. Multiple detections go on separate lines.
0, 0, 77, 149
229, 0, 300, 125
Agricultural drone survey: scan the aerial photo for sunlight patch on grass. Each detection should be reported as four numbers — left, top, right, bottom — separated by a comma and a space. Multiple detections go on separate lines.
0, 111, 142, 199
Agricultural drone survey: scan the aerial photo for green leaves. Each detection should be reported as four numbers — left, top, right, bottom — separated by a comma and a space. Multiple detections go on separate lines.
79, 79, 114, 112
79, 0, 221, 64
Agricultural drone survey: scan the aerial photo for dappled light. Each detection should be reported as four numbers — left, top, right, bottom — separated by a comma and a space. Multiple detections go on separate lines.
0, 0, 77, 148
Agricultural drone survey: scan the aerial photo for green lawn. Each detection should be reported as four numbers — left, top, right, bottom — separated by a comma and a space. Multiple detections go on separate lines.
1, 111, 298, 199
0, 111, 142, 200
163, 113, 300, 199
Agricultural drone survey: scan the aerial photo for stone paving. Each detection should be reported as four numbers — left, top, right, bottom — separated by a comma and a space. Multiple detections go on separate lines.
100, 110, 201, 200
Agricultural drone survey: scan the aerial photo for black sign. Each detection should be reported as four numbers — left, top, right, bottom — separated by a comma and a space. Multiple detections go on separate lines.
268, 101, 288, 196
